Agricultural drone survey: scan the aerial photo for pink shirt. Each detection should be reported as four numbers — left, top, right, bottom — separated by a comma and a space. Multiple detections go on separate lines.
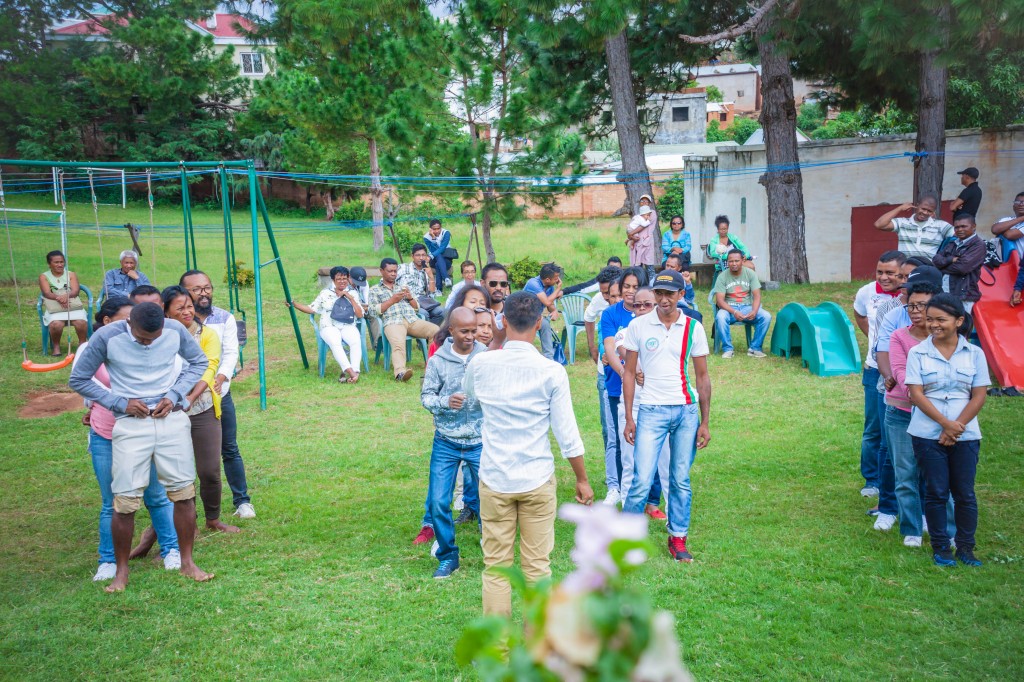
886, 326, 925, 412
73, 340, 117, 439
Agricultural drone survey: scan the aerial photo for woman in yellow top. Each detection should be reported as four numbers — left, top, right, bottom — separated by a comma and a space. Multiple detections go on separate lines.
162, 285, 239, 534
38, 250, 88, 354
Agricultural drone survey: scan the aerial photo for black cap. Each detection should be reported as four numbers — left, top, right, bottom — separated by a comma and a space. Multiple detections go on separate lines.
901, 265, 943, 289
349, 266, 367, 285
651, 270, 687, 292
957, 167, 980, 179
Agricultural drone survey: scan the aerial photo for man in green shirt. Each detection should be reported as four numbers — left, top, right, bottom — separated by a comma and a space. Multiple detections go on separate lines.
712, 249, 772, 358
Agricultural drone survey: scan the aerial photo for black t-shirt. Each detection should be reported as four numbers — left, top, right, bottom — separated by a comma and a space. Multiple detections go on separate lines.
957, 182, 982, 217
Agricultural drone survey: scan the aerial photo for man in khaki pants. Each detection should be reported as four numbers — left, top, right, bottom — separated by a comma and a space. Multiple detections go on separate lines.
368, 258, 439, 382
463, 291, 594, 616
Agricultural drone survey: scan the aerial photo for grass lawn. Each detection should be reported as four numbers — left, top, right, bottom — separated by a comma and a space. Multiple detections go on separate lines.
0, 197, 1022, 680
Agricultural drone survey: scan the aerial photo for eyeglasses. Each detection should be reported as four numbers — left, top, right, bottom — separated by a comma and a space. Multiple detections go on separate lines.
633, 302, 655, 310
487, 280, 509, 288
187, 286, 213, 295
904, 303, 927, 311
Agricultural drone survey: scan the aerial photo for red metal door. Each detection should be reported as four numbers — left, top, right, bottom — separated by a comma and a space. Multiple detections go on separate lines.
850, 202, 954, 280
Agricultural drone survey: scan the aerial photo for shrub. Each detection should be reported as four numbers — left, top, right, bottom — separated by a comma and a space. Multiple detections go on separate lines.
657, 174, 685, 219
333, 200, 371, 222
507, 256, 542, 289
227, 260, 255, 288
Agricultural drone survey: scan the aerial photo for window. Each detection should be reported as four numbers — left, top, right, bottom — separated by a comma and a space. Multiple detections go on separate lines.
672, 106, 689, 122
720, 113, 728, 122
240, 52, 265, 75
600, 110, 613, 126
637, 108, 649, 124
737, 90, 745, 98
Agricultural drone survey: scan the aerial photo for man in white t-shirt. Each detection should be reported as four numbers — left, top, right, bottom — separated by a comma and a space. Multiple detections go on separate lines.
622, 270, 711, 563
583, 266, 623, 504
991, 191, 1024, 261
852, 250, 906, 500
874, 195, 953, 260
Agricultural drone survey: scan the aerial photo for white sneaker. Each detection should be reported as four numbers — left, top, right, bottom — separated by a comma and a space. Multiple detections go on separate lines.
444, 278, 453, 288
873, 513, 897, 531
93, 562, 117, 581
921, 516, 929, 534
747, 349, 767, 358
602, 489, 621, 506
430, 540, 439, 558
234, 503, 256, 519
163, 549, 181, 570
903, 536, 922, 547
722, 350, 734, 359
860, 486, 879, 497
453, 494, 465, 511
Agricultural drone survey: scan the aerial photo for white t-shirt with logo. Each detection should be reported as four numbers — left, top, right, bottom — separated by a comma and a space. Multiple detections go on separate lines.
622, 312, 709, 406
853, 282, 899, 370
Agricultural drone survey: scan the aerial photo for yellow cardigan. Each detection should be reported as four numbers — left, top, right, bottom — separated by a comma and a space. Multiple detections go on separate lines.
197, 324, 222, 418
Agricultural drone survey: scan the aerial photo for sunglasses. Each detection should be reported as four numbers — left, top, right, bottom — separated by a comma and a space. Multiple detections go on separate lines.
487, 280, 509, 288
633, 302, 655, 310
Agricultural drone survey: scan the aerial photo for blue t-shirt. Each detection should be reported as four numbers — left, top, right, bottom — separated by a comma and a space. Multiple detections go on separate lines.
599, 302, 636, 398
523, 276, 554, 298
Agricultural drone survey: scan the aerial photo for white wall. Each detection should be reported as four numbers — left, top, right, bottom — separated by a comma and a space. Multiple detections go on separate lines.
684, 126, 1024, 282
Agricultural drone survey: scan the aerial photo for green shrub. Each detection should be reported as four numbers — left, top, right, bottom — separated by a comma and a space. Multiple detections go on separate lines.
333, 200, 371, 222
657, 174, 685, 220
507, 256, 542, 289
390, 225, 420, 256
227, 260, 255, 288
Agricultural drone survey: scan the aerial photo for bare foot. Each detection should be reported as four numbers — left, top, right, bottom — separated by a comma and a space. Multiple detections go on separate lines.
105, 569, 128, 593
180, 562, 214, 583
129, 526, 157, 560
206, 519, 241, 533
348, 371, 360, 384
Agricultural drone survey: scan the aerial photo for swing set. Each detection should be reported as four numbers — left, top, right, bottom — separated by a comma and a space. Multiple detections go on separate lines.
0, 158, 308, 410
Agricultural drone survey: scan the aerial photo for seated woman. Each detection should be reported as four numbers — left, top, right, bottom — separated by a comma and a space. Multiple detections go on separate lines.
38, 250, 88, 355
288, 266, 365, 383
429, 284, 490, 357
661, 215, 692, 268
704, 215, 753, 286
162, 285, 238, 534
73, 296, 179, 582
102, 250, 151, 300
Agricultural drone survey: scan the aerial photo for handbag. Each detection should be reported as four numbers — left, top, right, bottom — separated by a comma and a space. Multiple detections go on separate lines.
330, 295, 356, 325
43, 295, 84, 314
417, 295, 441, 314
442, 247, 459, 261
552, 338, 567, 365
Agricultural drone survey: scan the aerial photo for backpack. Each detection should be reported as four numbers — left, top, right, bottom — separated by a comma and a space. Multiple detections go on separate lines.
983, 238, 1003, 269
330, 295, 356, 324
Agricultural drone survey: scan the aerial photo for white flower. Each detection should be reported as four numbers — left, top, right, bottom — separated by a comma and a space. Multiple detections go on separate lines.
631, 611, 694, 682
558, 503, 648, 593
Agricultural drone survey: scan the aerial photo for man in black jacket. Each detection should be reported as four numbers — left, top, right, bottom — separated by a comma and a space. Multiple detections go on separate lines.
933, 214, 986, 312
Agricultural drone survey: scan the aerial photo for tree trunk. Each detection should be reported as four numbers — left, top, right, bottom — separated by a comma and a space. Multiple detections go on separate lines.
755, 13, 810, 284
368, 137, 385, 251
305, 187, 312, 215
481, 191, 497, 264
324, 191, 335, 221
604, 30, 655, 233
913, 4, 949, 206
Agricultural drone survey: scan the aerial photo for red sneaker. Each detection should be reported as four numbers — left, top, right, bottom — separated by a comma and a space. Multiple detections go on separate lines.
645, 506, 667, 521
413, 525, 435, 545
668, 536, 692, 562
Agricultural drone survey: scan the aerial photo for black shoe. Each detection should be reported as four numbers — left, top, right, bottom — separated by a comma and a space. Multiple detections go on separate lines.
955, 548, 983, 567
455, 508, 478, 525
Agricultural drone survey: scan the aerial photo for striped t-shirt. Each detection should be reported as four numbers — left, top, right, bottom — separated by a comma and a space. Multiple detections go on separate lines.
622, 312, 709, 406
892, 216, 953, 259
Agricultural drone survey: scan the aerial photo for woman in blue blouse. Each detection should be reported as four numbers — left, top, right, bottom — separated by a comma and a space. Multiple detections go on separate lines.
905, 293, 988, 568
661, 215, 691, 268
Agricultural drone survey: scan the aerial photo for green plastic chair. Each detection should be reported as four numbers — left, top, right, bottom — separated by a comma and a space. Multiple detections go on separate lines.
557, 293, 592, 364
309, 314, 370, 377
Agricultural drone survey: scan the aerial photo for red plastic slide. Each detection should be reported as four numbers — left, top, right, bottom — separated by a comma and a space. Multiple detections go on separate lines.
974, 251, 1024, 390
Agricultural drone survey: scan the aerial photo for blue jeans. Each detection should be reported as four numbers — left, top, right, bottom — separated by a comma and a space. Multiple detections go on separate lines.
597, 372, 620, 491
913, 436, 980, 552
860, 368, 882, 488
876, 390, 897, 516
622, 404, 699, 537
220, 392, 251, 508
714, 305, 771, 352
539, 317, 554, 360
422, 462, 480, 529
887, 407, 955, 538
430, 256, 449, 290
427, 433, 482, 563
89, 429, 178, 564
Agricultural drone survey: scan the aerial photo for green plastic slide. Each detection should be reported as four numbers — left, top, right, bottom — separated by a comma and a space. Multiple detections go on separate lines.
769, 302, 861, 377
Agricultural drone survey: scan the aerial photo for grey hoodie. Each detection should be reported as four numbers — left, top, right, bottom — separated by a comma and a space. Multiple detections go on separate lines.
421, 339, 487, 445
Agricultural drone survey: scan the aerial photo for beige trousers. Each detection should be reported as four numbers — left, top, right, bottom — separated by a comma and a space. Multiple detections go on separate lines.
383, 319, 439, 375
480, 476, 557, 617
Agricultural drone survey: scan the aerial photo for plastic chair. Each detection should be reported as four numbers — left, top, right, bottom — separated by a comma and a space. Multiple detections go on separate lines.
309, 315, 370, 378
711, 306, 753, 353
557, 293, 592, 364
373, 328, 429, 372
36, 284, 94, 354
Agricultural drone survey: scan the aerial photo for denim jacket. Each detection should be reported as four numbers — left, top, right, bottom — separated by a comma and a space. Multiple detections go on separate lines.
905, 336, 989, 440
421, 339, 487, 445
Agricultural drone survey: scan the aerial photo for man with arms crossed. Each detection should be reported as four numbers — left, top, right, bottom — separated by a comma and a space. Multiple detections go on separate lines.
464, 292, 594, 616
622, 270, 712, 563
70, 302, 212, 592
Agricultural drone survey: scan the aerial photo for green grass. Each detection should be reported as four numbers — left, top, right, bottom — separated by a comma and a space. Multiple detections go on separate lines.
0, 197, 1022, 680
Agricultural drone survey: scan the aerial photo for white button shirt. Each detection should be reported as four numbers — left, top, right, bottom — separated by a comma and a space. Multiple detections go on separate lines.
463, 340, 585, 494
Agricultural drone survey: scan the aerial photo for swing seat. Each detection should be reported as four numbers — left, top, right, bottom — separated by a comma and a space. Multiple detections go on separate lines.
22, 353, 75, 373
36, 284, 94, 354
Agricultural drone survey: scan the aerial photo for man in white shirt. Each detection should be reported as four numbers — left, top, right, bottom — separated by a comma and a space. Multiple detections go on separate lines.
464, 291, 593, 616
874, 195, 953, 260
584, 266, 622, 504
181, 270, 256, 519
991, 191, 1024, 261
622, 270, 711, 563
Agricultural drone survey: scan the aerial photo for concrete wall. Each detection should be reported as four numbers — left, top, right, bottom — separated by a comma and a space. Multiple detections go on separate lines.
683, 126, 1024, 283
650, 93, 707, 145
694, 70, 760, 112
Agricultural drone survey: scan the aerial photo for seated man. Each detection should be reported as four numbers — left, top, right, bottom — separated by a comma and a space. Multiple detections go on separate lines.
991, 191, 1024, 261
103, 250, 151, 300
368, 258, 440, 382
522, 262, 563, 360
933, 214, 985, 312
398, 244, 444, 325
712, 249, 771, 358
662, 254, 702, 323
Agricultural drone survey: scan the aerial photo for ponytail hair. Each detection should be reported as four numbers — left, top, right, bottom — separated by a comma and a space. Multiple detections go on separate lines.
926, 293, 973, 338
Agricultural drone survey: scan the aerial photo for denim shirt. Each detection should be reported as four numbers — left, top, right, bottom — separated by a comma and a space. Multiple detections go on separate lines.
904, 336, 989, 440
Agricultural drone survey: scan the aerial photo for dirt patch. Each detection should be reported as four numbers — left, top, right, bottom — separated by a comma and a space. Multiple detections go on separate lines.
18, 390, 84, 419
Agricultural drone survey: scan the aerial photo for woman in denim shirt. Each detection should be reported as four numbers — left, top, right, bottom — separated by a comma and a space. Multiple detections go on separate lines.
905, 294, 988, 567
661, 215, 692, 267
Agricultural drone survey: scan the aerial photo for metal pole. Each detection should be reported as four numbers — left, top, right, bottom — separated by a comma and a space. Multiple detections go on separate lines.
0, 159, 251, 170
218, 168, 236, 310
60, 212, 67, 256
121, 169, 127, 209
247, 163, 267, 410
52, 168, 58, 205
255, 185, 308, 370
180, 168, 191, 270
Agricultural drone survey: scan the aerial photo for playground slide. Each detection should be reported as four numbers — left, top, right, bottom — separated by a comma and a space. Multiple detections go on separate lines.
770, 302, 862, 377
974, 251, 1024, 390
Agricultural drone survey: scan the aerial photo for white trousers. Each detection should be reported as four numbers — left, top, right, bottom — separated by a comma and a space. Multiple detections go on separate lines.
321, 323, 362, 373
